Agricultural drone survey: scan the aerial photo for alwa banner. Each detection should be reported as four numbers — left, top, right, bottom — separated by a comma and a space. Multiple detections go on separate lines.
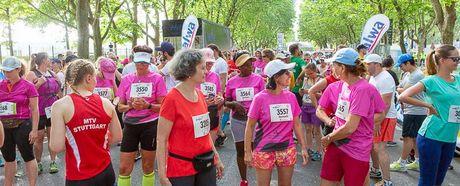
360, 14, 390, 53
181, 15, 199, 49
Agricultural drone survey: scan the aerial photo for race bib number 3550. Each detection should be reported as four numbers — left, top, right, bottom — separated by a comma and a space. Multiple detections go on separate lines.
0, 102, 17, 116
269, 104, 293, 122
130, 83, 152, 98
448, 105, 460, 123
192, 112, 211, 138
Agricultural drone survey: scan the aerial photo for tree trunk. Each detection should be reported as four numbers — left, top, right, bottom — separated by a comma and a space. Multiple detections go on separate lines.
77, 0, 90, 58
93, 20, 103, 59
431, 0, 457, 44
6, 8, 13, 56
154, 8, 160, 46
64, 24, 70, 50
398, 21, 407, 54
132, 0, 138, 48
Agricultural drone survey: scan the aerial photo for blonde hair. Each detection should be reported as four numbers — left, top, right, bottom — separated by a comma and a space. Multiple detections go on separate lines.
425, 44, 456, 75
65, 59, 95, 86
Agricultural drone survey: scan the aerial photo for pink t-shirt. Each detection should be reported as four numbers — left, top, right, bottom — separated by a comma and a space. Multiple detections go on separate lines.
318, 81, 343, 115
116, 72, 167, 124
196, 71, 221, 98
96, 76, 114, 88
252, 59, 267, 76
248, 89, 301, 152
225, 74, 265, 114
0, 79, 39, 119
319, 80, 385, 162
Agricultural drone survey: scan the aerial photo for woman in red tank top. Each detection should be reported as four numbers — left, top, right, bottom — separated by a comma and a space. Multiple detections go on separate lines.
49, 59, 122, 186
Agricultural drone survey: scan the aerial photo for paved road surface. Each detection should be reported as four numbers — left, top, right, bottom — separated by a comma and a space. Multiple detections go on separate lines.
1, 126, 459, 186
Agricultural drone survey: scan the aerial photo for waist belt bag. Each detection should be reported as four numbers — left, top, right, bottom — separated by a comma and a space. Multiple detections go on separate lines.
1, 118, 24, 129
169, 151, 215, 172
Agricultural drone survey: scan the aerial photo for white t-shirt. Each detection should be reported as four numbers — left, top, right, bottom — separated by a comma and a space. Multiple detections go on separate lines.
161, 61, 178, 92
56, 71, 65, 89
211, 57, 228, 75
122, 62, 159, 76
399, 68, 426, 115
369, 70, 397, 118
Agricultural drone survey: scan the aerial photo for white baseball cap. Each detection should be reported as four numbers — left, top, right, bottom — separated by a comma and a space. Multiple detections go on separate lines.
264, 59, 295, 78
133, 52, 152, 63
363, 54, 383, 64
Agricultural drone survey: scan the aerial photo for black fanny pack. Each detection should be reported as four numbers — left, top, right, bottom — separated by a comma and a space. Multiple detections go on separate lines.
169, 151, 215, 172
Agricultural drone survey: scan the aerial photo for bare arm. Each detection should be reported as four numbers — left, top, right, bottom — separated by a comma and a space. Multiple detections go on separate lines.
381, 93, 393, 116
117, 98, 132, 113
29, 97, 39, 136
156, 116, 174, 183
244, 118, 257, 154
0, 121, 4, 147
309, 79, 327, 108
325, 114, 361, 141
115, 70, 122, 82
49, 100, 67, 153
219, 73, 228, 93
102, 98, 122, 145
399, 82, 430, 108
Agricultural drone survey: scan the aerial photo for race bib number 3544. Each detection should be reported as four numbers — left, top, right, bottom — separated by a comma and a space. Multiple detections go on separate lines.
269, 104, 293, 122
130, 83, 152, 98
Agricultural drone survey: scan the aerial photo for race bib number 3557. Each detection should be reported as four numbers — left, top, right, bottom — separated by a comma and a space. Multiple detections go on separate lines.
130, 83, 152, 98
269, 104, 293, 122
192, 112, 211, 138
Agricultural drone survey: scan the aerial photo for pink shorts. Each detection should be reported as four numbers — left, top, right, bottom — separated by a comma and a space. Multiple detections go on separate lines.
320, 144, 369, 185
252, 147, 297, 170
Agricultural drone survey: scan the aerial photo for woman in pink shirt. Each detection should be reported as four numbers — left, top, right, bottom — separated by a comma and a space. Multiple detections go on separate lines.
0, 57, 39, 186
198, 48, 224, 141
244, 59, 308, 186
95, 57, 118, 101
317, 48, 386, 186
225, 51, 265, 186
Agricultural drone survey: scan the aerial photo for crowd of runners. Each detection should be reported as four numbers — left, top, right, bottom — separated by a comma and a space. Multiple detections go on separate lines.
0, 41, 458, 186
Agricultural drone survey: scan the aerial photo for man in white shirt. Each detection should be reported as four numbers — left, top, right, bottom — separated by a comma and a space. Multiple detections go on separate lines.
156, 41, 176, 92
364, 54, 397, 186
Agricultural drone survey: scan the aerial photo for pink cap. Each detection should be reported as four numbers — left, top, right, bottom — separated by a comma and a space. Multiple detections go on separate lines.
200, 48, 216, 63
121, 58, 130, 65
99, 58, 116, 81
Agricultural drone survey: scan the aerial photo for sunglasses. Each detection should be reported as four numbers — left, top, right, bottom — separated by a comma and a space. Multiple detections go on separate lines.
447, 56, 460, 63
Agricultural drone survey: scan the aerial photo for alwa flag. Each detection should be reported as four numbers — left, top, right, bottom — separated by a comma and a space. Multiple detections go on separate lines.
181, 15, 199, 49
360, 14, 390, 53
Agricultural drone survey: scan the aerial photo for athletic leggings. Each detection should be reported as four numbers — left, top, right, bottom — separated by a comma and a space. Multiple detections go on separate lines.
417, 134, 456, 186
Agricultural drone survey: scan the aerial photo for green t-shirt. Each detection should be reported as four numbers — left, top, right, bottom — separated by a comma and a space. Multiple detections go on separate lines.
418, 74, 460, 143
290, 56, 306, 93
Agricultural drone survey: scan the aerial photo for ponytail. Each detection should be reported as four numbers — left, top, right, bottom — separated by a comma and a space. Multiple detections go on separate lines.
30, 52, 48, 72
30, 53, 37, 72
425, 50, 437, 75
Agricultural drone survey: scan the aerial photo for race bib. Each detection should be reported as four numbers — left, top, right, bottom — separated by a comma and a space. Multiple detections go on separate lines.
269, 104, 293, 122
94, 88, 113, 99
130, 83, 152, 98
45, 107, 52, 119
236, 87, 254, 102
335, 98, 350, 120
448, 105, 460, 123
0, 102, 17, 116
192, 112, 211, 138
200, 82, 216, 97
254, 67, 263, 75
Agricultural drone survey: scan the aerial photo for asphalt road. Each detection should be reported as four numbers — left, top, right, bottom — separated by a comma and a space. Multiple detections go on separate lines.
1, 125, 459, 186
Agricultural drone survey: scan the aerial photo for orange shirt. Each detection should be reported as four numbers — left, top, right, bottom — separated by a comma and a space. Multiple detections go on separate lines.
159, 88, 213, 177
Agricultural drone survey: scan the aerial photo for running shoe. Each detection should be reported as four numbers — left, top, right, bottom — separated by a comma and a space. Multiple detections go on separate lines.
406, 161, 419, 171
135, 150, 142, 161
386, 141, 397, 147
369, 169, 382, 179
49, 161, 59, 174
15, 169, 24, 177
215, 134, 228, 147
448, 165, 454, 170
38, 162, 43, 174
389, 160, 407, 172
311, 151, 322, 161
240, 179, 248, 186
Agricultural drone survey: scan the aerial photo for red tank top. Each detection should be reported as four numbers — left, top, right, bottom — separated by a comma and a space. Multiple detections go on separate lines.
65, 93, 112, 180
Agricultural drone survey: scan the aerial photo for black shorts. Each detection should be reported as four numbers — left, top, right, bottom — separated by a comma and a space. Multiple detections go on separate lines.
66, 163, 115, 186
120, 120, 158, 152
169, 166, 216, 186
208, 105, 219, 130
38, 115, 51, 130
1, 120, 35, 162
402, 114, 426, 138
